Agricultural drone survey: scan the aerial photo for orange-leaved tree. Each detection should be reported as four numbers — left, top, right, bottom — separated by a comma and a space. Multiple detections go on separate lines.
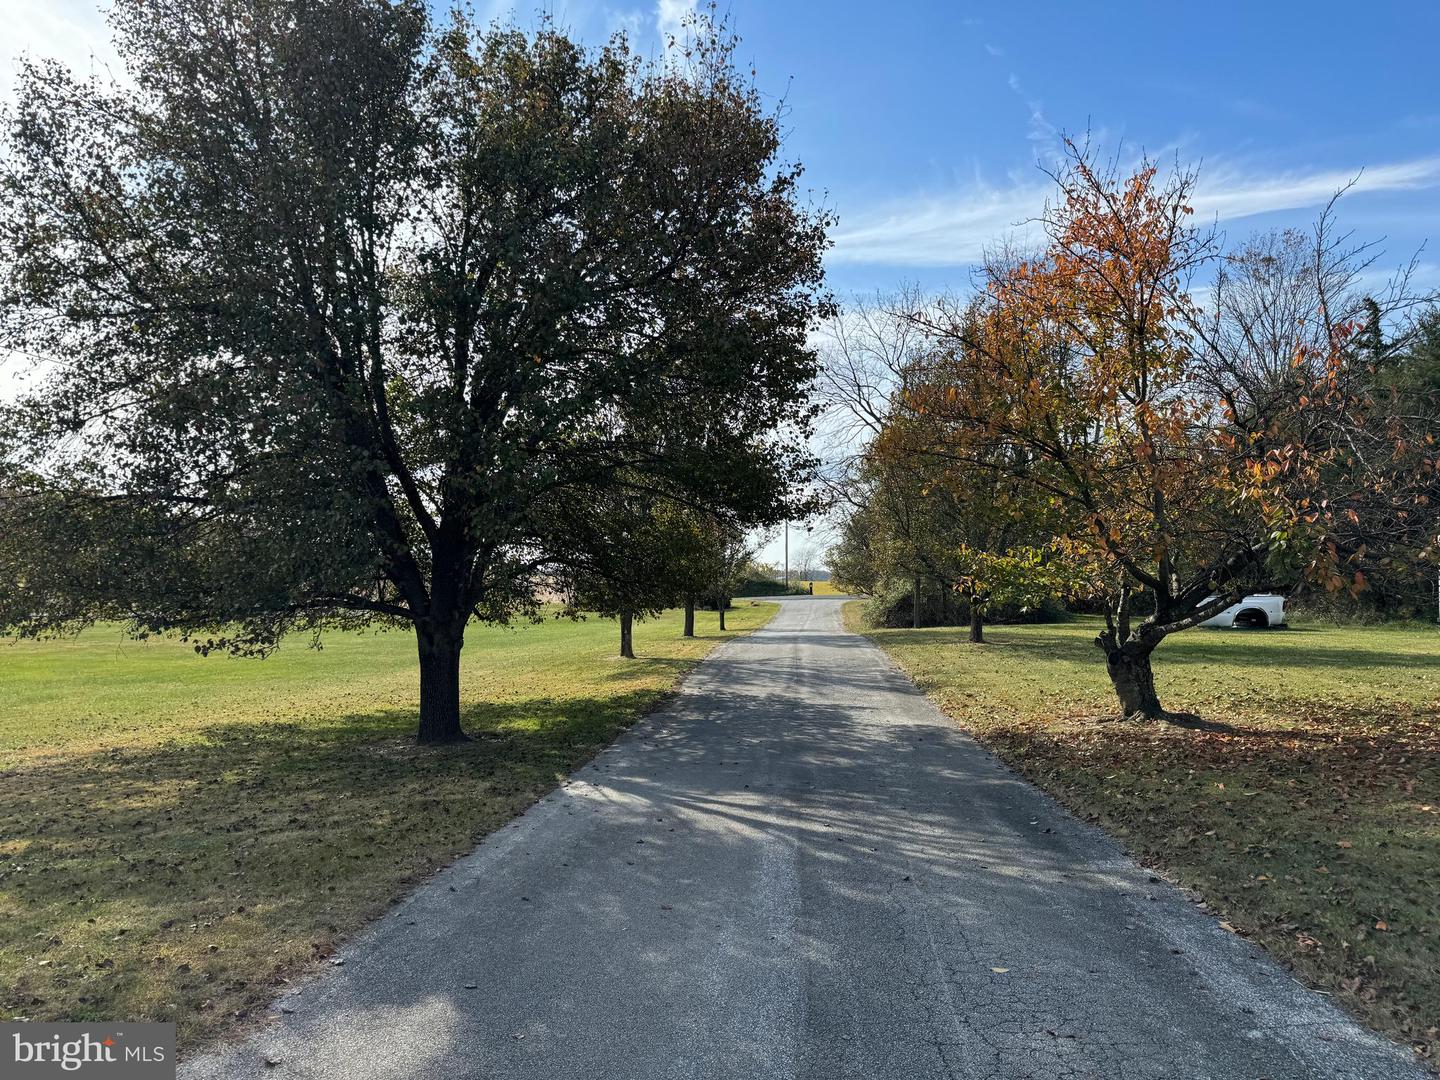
911, 141, 1436, 721
866, 307, 1083, 642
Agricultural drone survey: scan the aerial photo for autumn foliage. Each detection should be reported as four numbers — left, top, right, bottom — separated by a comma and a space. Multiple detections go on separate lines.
882, 140, 1438, 720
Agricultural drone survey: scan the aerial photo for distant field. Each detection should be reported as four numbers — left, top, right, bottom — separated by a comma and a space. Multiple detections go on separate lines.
798, 579, 845, 595
0, 603, 776, 1048
855, 609, 1440, 1062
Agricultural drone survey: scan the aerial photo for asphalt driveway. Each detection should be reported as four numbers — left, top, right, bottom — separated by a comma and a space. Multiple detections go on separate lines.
181, 596, 1425, 1080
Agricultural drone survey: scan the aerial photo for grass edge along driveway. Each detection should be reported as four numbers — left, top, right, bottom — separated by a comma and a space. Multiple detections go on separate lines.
852, 603, 1440, 1065
0, 602, 777, 1051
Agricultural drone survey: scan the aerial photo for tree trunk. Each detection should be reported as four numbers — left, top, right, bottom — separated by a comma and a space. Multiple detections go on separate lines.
968, 604, 985, 644
912, 573, 921, 629
1104, 640, 1163, 719
717, 600, 727, 631
683, 597, 695, 638
415, 622, 466, 744
619, 611, 636, 659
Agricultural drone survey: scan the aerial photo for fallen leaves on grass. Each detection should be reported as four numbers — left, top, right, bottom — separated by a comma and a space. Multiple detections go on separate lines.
0, 605, 779, 1050
863, 614, 1440, 1060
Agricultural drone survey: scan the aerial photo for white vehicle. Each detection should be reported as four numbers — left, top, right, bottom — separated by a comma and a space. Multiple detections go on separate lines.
1199, 594, 1287, 629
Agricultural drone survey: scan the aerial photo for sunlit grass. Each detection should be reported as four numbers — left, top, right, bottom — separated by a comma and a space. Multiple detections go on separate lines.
855, 606, 1440, 1061
0, 603, 776, 1048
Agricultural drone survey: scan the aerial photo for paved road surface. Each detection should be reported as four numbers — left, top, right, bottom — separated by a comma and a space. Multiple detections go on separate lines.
182, 597, 1425, 1080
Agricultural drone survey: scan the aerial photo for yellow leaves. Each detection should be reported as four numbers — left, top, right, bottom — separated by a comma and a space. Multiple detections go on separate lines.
1375, 920, 1389, 932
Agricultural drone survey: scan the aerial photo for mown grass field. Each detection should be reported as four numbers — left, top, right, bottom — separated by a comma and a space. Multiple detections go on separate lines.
0, 603, 776, 1049
797, 579, 846, 596
853, 607, 1440, 1061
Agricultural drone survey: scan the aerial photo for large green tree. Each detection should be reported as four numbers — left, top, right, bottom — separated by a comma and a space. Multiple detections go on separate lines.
547, 490, 735, 658
551, 489, 683, 660
0, 0, 830, 741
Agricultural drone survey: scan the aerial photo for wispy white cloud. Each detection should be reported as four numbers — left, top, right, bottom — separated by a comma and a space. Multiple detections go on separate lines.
599, 6, 646, 41
830, 185, 1041, 267
656, 0, 695, 46
0, 0, 119, 101
1192, 158, 1440, 220
984, 43, 1004, 57
830, 155, 1440, 267
1006, 71, 1058, 157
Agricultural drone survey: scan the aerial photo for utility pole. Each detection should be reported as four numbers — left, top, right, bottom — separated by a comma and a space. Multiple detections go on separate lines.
783, 521, 789, 586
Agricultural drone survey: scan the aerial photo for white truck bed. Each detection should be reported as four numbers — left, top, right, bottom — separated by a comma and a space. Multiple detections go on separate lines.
1199, 594, 1287, 629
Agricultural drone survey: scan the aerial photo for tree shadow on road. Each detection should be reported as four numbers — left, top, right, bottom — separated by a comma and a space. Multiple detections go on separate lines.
0, 687, 676, 1048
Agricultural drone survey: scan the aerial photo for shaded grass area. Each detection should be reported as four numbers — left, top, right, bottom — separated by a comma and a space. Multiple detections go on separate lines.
0, 603, 776, 1048
853, 606, 1440, 1061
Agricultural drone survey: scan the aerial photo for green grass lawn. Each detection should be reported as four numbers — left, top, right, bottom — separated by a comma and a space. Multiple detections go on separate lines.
0, 603, 776, 1048
854, 607, 1440, 1062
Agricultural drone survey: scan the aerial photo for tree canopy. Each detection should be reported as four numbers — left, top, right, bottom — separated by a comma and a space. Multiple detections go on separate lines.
0, 0, 831, 741
827, 142, 1438, 720
820, 293, 1079, 639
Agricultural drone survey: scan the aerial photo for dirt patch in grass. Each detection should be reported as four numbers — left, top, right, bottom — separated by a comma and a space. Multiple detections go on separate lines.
0, 603, 775, 1049
852, 605, 1440, 1063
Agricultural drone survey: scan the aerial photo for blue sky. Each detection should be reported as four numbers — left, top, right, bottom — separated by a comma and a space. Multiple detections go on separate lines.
592, 1, 1439, 297
743, 0, 1440, 294
6, 0, 1436, 293
5, 0, 1439, 568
